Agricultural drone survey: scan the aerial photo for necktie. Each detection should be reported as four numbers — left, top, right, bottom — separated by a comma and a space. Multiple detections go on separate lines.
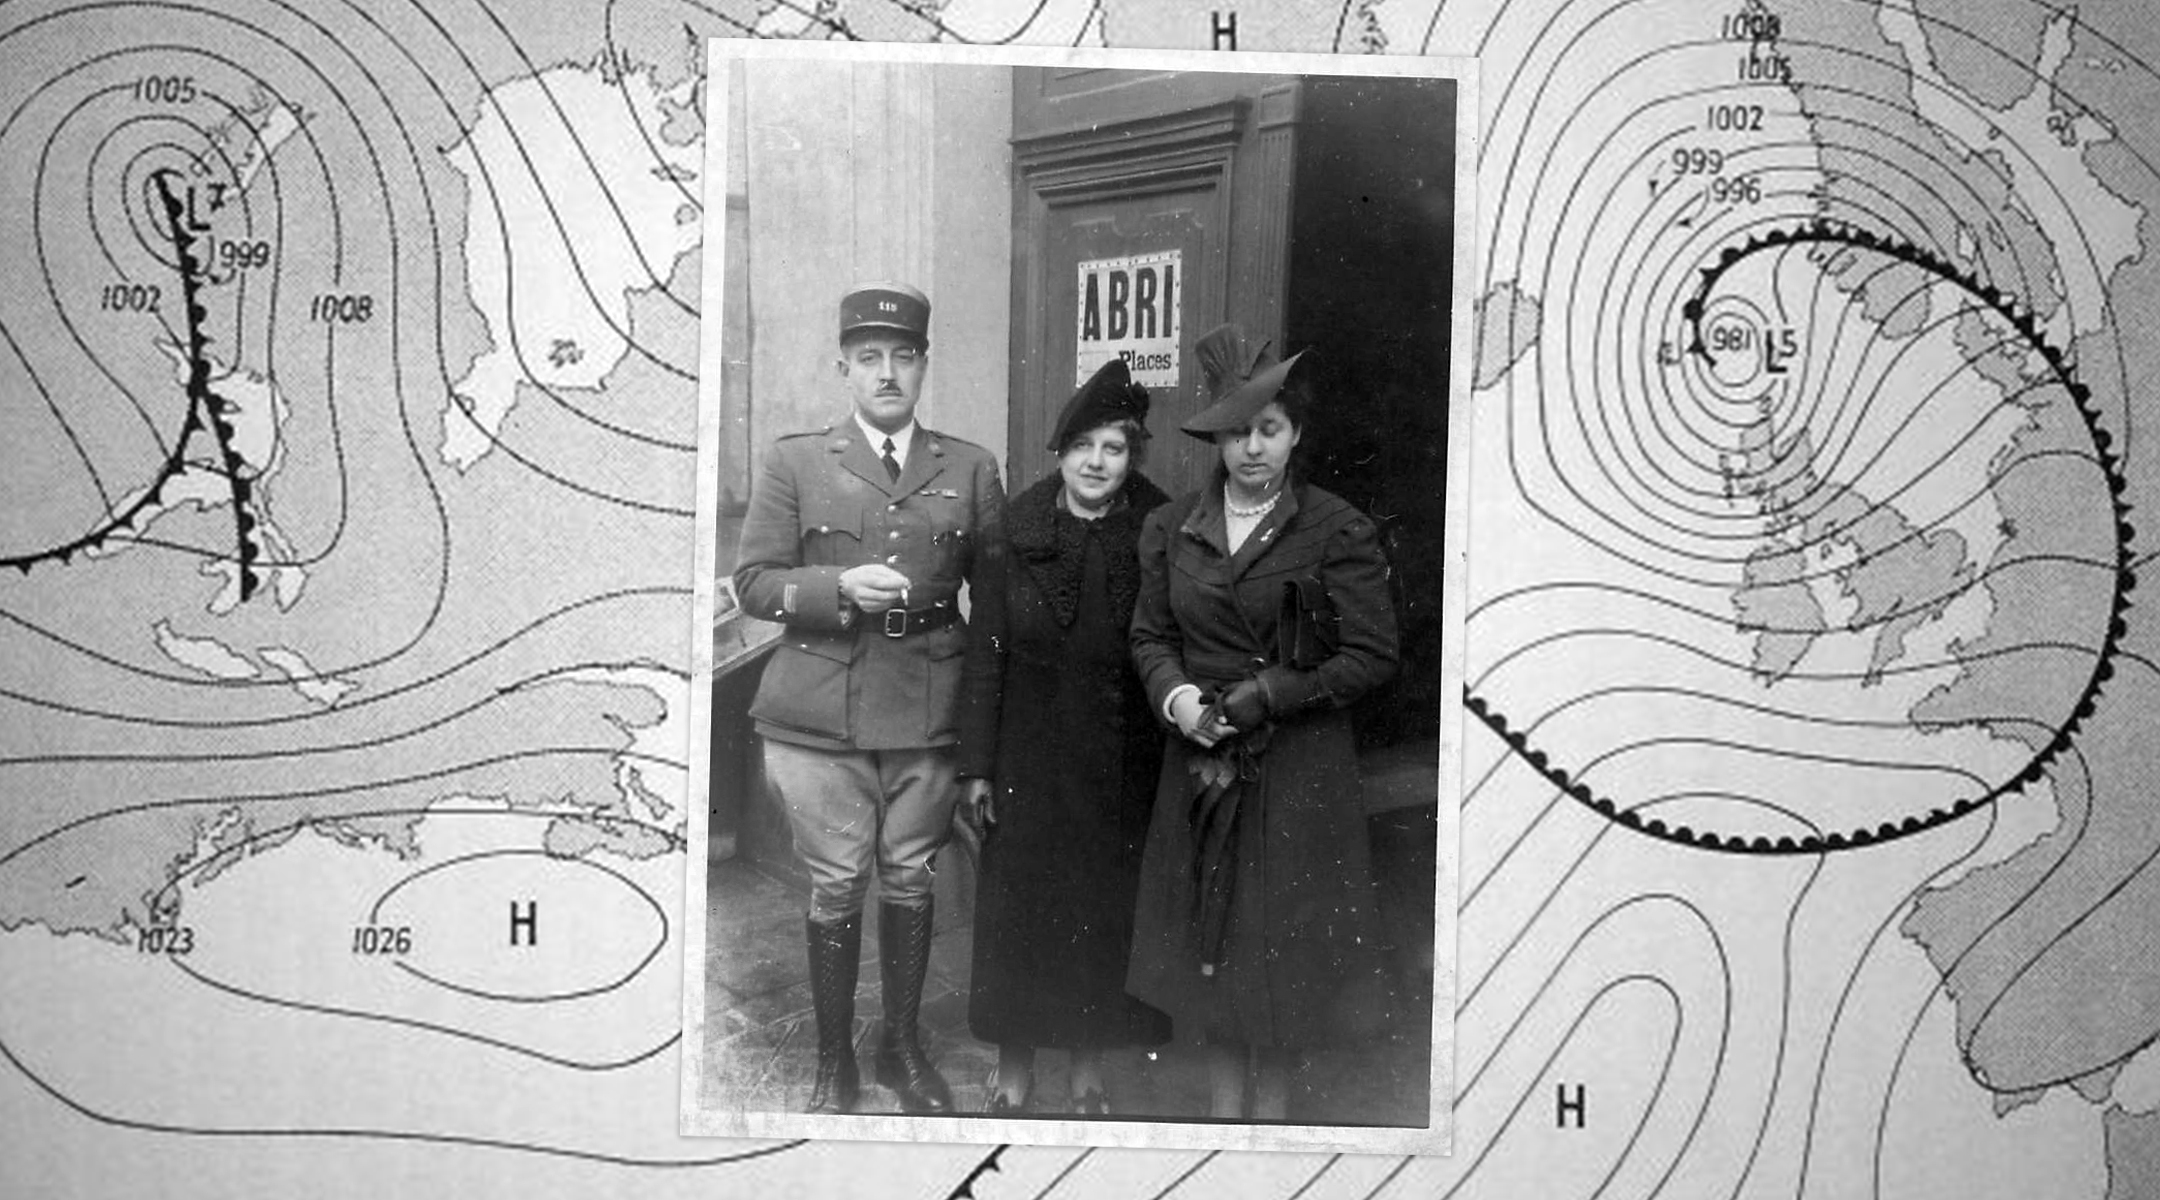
881, 437, 901, 482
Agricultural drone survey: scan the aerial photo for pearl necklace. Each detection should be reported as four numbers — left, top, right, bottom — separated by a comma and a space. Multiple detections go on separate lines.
1224, 485, 1281, 520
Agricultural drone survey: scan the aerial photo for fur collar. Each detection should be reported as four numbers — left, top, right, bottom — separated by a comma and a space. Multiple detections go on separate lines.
1008, 471, 1170, 627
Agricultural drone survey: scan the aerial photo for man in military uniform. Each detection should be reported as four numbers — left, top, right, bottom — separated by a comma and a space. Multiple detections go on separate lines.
733, 281, 1004, 1115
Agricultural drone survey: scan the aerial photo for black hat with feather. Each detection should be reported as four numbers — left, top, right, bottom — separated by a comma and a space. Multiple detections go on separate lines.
1180, 322, 1309, 441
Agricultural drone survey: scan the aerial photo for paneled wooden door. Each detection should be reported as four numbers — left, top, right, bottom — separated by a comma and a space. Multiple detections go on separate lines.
1008, 69, 1301, 499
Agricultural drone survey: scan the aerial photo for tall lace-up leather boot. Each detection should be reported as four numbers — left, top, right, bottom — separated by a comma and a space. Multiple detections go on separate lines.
804, 913, 862, 1114
872, 899, 953, 1112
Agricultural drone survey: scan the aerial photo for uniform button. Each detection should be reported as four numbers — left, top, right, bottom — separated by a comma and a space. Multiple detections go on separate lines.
819, 525, 830, 533
886, 555, 901, 564
889, 503, 900, 511
889, 531, 901, 540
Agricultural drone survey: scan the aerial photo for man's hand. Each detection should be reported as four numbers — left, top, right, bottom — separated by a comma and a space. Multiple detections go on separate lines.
839, 563, 912, 613
960, 778, 996, 831
1171, 690, 1236, 748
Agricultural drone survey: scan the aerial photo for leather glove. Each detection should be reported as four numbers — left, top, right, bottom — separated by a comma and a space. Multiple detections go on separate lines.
1255, 665, 1332, 716
1217, 677, 1269, 729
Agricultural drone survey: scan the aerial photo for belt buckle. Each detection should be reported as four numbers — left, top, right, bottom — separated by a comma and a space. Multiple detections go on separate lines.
883, 586, 910, 638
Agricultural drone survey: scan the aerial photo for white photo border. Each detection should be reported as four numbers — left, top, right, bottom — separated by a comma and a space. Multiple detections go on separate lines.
682, 35, 1478, 1157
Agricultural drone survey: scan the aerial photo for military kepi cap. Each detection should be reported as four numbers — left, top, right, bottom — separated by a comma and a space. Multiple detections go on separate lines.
1050, 357, 1151, 451
1180, 322, 1309, 440
840, 280, 931, 345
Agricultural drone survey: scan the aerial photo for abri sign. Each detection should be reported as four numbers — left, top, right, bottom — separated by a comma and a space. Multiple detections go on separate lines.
1076, 250, 1181, 387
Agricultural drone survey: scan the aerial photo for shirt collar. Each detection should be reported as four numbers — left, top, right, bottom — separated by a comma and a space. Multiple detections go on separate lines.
854, 412, 918, 466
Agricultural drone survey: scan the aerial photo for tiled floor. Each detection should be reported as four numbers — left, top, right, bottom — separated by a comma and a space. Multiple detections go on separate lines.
699, 855, 1435, 1127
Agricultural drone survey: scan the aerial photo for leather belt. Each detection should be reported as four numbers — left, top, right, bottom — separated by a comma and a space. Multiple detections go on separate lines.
881, 603, 958, 638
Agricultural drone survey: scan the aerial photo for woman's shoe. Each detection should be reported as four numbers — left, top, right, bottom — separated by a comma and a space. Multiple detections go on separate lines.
981, 1068, 1032, 1115
1071, 1088, 1110, 1117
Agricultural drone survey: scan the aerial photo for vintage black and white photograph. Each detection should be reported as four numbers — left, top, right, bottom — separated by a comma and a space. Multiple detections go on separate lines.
681, 38, 1473, 1154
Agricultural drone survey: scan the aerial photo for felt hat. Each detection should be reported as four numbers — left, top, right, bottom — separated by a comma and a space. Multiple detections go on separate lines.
839, 280, 930, 346
1049, 357, 1152, 451
1180, 322, 1309, 440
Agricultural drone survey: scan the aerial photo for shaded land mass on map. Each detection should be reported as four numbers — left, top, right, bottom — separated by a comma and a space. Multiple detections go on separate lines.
1911, 0, 2053, 111
1729, 423, 1972, 685
0, 675, 669, 941
543, 814, 676, 860
2106, 1105, 2160, 1200
1807, 0, 2160, 1102
1781, 0, 2067, 328
1472, 279, 1542, 390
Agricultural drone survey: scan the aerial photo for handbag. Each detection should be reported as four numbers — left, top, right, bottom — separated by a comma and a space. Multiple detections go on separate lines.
1276, 577, 1340, 669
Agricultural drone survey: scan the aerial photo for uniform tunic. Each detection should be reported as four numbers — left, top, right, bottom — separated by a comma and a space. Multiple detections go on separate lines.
734, 420, 1004, 756
1125, 477, 1400, 1048
967, 473, 1174, 1050
732, 418, 1004, 916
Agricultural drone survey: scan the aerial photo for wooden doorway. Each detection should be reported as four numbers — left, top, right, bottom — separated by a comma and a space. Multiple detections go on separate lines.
1008, 69, 1303, 498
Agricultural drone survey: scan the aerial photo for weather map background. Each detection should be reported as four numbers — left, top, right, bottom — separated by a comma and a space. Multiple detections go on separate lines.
3, 0, 2158, 1197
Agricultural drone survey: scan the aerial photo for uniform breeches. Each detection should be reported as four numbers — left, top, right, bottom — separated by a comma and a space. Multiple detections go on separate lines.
762, 739, 958, 919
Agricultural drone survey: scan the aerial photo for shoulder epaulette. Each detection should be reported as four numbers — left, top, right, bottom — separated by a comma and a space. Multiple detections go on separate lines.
921, 427, 986, 453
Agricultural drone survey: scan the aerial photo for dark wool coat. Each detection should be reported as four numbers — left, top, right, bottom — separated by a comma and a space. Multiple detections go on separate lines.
1125, 477, 1400, 1048
967, 471, 1174, 1050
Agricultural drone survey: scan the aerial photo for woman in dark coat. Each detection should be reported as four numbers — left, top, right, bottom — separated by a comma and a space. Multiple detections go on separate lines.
1125, 323, 1400, 1121
965, 358, 1173, 1115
